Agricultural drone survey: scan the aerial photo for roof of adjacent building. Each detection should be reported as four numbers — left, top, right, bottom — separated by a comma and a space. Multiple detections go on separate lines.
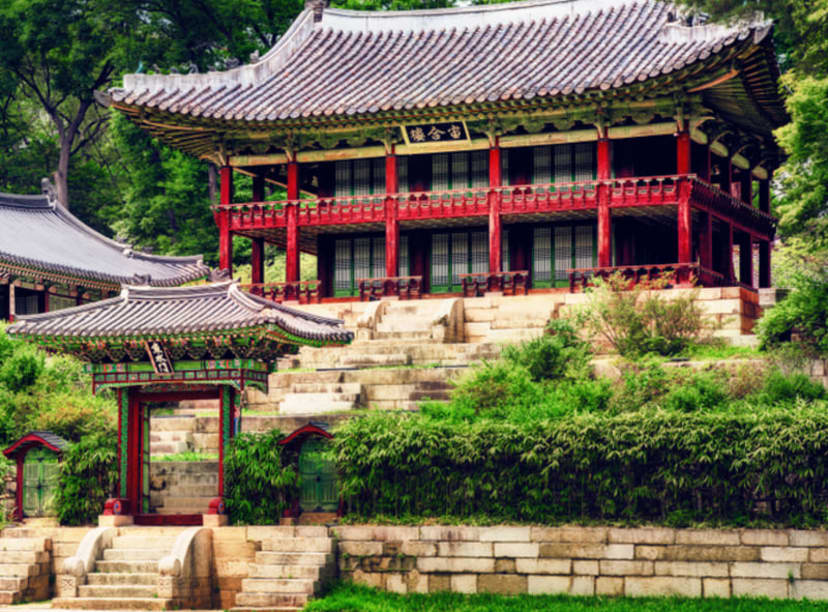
7, 281, 353, 345
0, 186, 208, 289
3, 431, 69, 457
108, 0, 783, 131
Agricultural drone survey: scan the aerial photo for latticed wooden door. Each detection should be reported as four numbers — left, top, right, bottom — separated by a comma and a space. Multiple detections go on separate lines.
22, 448, 59, 517
430, 231, 489, 293
532, 224, 596, 288
298, 438, 339, 512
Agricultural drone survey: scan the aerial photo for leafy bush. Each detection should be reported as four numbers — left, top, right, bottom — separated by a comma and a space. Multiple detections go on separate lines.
333, 408, 828, 526
0, 454, 12, 524
580, 274, 713, 357
224, 430, 298, 525
750, 370, 826, 405
757, 274, 828, 356
501, 320, 592, 382
55, 433, 118, 525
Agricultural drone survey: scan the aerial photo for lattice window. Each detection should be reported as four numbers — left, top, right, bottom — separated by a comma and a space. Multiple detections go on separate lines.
451, 232, 468, 285
353, 159, 372, 196
533, 227, 552, 284
432, 154, 450, 190
372, 158, 386, 195
451, 152, 469, 189
533, 146, 552, 184
471, 150, 488, 187
354, 237, 371, 282
471, 231, 488, 274
502, 229, 510, 272
334, 161, 352, 197
398, 156, 409, 192
399, 234, 410, 277
15, 293, 39, 315
553, 144, 572, 184
501, 149, 510, 183
372, 237, 386, 278
574, 143, 595, 182
575, 225, 594, 270
554, 226, 572, 282
334, 239, 351, 292
432, 233, 450, 287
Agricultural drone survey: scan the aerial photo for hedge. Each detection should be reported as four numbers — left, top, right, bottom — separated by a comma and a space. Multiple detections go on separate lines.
331, 409, 828, 526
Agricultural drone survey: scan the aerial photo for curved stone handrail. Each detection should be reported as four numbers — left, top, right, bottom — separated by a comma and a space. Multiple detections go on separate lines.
58, 527, 115, 597
158, 527, 213, 609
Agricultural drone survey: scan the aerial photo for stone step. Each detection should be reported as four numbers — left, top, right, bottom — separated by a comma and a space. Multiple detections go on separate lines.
373, 330, 432, 340
262, 538, 334, 553
0, 564, 37, 577
110, 535, 178, 550
234, 592, 311, 608
149, 441, 190, 455
280, 396, 358, 415
0, 577, 27, 591
51, 597, 172, 610
149, 431, 193, 444
156, 484, 217, 497
251, 526, 329, 538
149, 416, 197, 431
248, 564, 325, 580
156, 496, 214, 510
87, 572, 157, 586
289, 382, 362, 394
240, 578, 317, 594
94, 561, 159, 574
0, 551, 48, 564
116, 527, 188, 537
0, 591, 21, 605
255, 552, 334, 566
0, 537, 49, 552
78, 584, 157, 598
103, 549, 167, 561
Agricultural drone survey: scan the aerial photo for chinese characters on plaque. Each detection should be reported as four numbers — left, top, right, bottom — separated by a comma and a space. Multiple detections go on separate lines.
145, 341, 174, 374
402, 122, 469, 145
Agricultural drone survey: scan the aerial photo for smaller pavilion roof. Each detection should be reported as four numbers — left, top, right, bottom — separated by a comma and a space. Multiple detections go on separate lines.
6, 281, 353, 347
3, 431, 69, 458
0, 183, 208, 289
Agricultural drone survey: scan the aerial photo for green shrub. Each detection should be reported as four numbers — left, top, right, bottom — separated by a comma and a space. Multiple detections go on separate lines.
55, 432, 118, 525
333, 408, 828, 526
751, 370, 826, 405
0, 454, 12, 524
224, 430, 298, 525
757, 274, 828, 356
0, 343, 43, 392
501, 320, 592, 382
450, 361, 543, 419
661, 370, 730, 412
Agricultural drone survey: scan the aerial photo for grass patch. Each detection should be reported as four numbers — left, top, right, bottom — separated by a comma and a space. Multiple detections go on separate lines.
685, 343, 762, 361
305, 583, 828, 611
155, 451, 217, 462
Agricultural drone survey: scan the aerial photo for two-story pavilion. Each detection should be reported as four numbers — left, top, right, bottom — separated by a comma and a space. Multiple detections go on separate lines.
105, 0, 784, 300
0, 181, 209, 319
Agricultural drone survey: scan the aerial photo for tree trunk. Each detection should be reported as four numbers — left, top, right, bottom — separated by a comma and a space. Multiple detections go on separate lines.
54, 136, 72, 208
208, 163, 218, 204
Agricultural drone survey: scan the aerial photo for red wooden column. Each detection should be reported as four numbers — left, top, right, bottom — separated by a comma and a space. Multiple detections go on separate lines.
597, 136, 612, 267
758, 177, 771, 214
739, 233, 754, 287
699, 212, 713, 275
488, 142, 502, 274
285, 162, 300, 283
219, 166, 234, 273
251, 176, 266, 285
676, 130, 692, 264
385, 150, 399, 278
759, 240, 771, 288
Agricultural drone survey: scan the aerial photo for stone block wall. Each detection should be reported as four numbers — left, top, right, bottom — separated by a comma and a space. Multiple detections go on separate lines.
334, 525, 828, 600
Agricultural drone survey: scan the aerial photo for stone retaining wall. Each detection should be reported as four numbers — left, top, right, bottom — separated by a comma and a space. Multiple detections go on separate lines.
334, 525, 828, 600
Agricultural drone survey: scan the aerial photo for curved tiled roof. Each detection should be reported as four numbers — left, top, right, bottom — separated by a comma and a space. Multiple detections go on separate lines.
7, 281, 353, 345
109, 0, 772, 123
0, 189, 208, 288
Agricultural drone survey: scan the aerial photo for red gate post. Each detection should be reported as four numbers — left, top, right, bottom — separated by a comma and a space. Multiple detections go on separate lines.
676, 130, 692, 269
488, 141, 502, 274
285, 161, 300, 283
597, 135, 612, 267
385, 149, 399, 278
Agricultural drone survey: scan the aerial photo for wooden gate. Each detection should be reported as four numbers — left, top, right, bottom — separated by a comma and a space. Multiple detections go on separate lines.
298, 438, 339, 512
22, 448, 59, 517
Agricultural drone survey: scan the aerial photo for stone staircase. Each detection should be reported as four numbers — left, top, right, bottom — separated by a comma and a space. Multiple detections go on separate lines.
53, 527, 184, 610
280, 381, 363, 415
233, 526, 335, 611
150, 461, 218, 515
150, 415, 195, 457
0, 534, 51, 604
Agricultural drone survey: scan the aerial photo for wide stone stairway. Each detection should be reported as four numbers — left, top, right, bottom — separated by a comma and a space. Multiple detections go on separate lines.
150, 461, 218, 515
0, 533, 51, 604
233, 526, 336, 611
52, 527, 184, 610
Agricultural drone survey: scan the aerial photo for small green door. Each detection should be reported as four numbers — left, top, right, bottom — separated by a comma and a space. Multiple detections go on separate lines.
298, 438, 339, 512
22, 448, 59, 517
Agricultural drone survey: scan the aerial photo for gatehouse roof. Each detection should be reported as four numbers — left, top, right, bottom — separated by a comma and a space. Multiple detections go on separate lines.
7, 281, 352, 346
0, 187, 208, 289
107, 0, 784, 142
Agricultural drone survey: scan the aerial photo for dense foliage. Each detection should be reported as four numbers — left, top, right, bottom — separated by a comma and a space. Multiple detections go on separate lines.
0, 326, 115, 446
55, 432, 118, 525
332, 406, 828, 527
224, 430, 298, 525
757, 273, 828, 356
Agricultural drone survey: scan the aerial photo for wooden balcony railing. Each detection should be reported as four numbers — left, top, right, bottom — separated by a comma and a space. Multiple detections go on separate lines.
241, 280, 321, 304
568, 263, 727, 292
357, 276, 423, 301
459, 271, 530, 297
215, 174, 774, 238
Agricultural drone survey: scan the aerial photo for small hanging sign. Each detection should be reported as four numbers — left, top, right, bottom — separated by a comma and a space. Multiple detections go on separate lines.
401, 121, 469, 145
145, 341, 174, 374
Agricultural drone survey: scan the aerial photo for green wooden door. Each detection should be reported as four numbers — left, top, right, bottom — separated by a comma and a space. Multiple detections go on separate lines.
298, 438, 339, 512
22, 448, 59, 517
430, 231, 488, 293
